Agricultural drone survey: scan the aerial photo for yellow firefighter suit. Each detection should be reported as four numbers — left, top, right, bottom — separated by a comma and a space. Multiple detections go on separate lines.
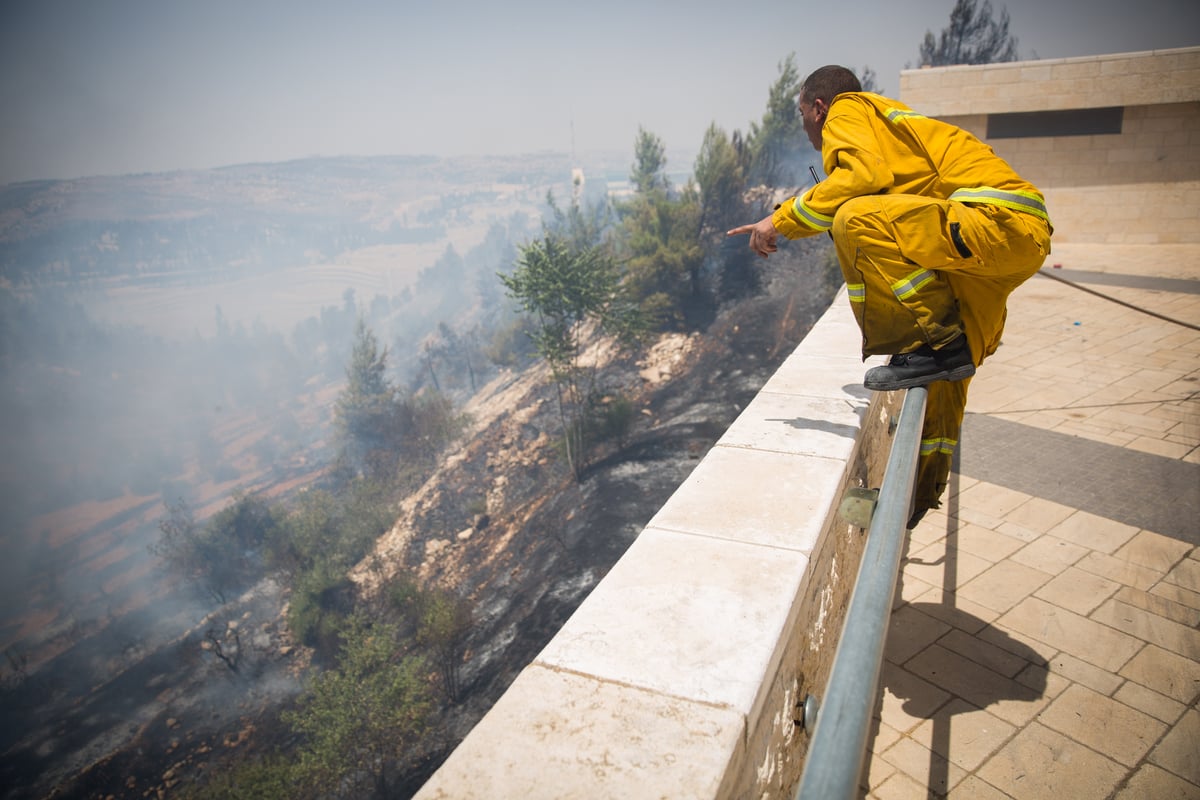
771, 92, 1052, 518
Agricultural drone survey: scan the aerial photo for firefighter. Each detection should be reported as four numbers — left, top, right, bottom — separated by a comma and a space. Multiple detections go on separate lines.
728, 64, 1052, 525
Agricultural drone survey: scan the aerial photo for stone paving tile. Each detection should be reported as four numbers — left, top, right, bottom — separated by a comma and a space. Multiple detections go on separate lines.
904, 645, 1050, 727
878, 662, 953, 734
1008, 535, 1091, 575
947, 776, 1014, 800
1112, 680, 1188, 725
1130, 435, 1196, 458
1090, 598, 1200, 660
1164, 434, 1200, 453
907, 588, 1000, 634
974, 622, 1058, 667
901, 544, 994, 591
995, 596, 1143, 672
869, 718, 904, 756
1032, 565, 1121, 615
1014, 661, 1069, 701
1151, 580, 1200, 612
994, 519, 1045, 543
1036, 683, 1167, 767
1076, 551, 1164, 591
884, 604, 952, 666
1114, 530, 1194, 572
1163, 557, 1200, 592
907, 516, 950, 548
1046, 510, 1140, 555
937, 628, 1031, 678
1148, 709, 1200, 786
861, 746, 898, 796
878, 735, 966, 796
906, 699, 1016, 771
1044, 651, 1124, 696
976, 722, 1127, 800
956, 560, 1055, 614
954, 482, 1032, 525
1053, 419, 1141, 447
1118, 644, 1200, 704
1115, 584, 1200, 627
870, 770, 928, 800
893, 574, 937, 609
946, 523, 1027, 563
1111, 764, 1200, 800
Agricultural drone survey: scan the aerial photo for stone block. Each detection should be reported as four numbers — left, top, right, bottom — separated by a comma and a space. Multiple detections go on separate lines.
412, 665, 747, 800
645, 445, 844, 554
535, 527, 810, 720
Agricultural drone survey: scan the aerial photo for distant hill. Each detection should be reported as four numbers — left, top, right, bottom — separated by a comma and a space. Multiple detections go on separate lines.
0, 152, 640, 333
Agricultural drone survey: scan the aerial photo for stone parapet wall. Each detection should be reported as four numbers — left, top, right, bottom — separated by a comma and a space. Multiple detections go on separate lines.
414, 293, 902, 799
899, 47, 1200, 114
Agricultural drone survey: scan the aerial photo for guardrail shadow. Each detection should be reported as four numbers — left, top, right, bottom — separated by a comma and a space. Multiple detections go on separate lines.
864, 451, 1048, 799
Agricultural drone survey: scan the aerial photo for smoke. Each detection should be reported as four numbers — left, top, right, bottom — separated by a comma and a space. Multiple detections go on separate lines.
0, 152, 594, 797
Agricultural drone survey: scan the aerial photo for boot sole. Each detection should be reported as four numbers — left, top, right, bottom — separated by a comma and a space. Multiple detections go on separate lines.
863, 363, 976, 391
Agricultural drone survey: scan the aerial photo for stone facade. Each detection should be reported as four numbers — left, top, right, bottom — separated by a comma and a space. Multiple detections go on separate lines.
899, 48, 1200, 245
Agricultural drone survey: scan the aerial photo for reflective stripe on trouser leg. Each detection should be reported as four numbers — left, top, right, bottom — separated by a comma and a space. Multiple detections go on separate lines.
919, 436, 957, 456
832, 195, 967, 358
914, 378, 970, 516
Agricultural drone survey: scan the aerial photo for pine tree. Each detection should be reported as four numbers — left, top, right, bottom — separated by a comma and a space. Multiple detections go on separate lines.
746, 54, 807, 188
919, 0, 1019, 67
630, 127, 669, 195
334, 318, 398, 478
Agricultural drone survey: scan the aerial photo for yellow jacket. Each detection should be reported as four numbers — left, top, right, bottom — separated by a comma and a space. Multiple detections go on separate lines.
773, 93, 1053, 520
772, 92, 1048, 239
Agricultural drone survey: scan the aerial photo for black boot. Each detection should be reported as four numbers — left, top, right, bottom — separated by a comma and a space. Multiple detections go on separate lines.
864, 334, 975, 391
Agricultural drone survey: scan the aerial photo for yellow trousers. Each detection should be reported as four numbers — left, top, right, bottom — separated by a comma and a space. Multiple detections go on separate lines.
831, 194, 1051, 516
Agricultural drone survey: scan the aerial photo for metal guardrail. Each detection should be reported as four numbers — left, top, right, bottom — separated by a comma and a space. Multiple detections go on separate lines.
795, 386, 929, 800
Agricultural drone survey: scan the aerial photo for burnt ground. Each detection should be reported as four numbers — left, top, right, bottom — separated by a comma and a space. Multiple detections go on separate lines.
2, 237, 841, 800
388, 241, 842, 793
0, 580, 304, 800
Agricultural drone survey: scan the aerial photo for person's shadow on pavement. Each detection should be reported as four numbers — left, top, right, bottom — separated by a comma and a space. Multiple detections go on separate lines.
864, 452, 1048, 799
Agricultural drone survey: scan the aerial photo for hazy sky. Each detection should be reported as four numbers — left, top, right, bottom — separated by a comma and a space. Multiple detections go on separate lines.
1, 0, 1197, 185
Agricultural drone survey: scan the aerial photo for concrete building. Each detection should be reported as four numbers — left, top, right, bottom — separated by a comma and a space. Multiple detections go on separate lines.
900, 47, 1200, 245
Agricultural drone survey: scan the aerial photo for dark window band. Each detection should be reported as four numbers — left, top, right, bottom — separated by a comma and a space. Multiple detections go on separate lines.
987, 107, 1124, 138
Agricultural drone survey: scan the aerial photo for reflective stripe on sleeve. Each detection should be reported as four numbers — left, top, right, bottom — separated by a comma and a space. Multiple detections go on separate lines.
847, 283, 866, 303
950, 186, 1049, 220
891, 268, 936, 300
793, 196, 834, 231
886, 107, 926, 123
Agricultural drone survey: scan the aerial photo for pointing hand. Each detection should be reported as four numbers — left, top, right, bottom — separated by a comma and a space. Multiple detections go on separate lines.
727, 215, 779, 258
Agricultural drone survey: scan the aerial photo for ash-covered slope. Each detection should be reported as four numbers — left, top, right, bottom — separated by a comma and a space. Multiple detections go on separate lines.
364, 240, 841, 790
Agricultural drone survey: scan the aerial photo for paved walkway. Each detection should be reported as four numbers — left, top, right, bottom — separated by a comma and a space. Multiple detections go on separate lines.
861, 243, 1200, 799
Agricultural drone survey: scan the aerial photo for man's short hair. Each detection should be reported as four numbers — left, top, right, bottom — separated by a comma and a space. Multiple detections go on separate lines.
800, 65, 862, 104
